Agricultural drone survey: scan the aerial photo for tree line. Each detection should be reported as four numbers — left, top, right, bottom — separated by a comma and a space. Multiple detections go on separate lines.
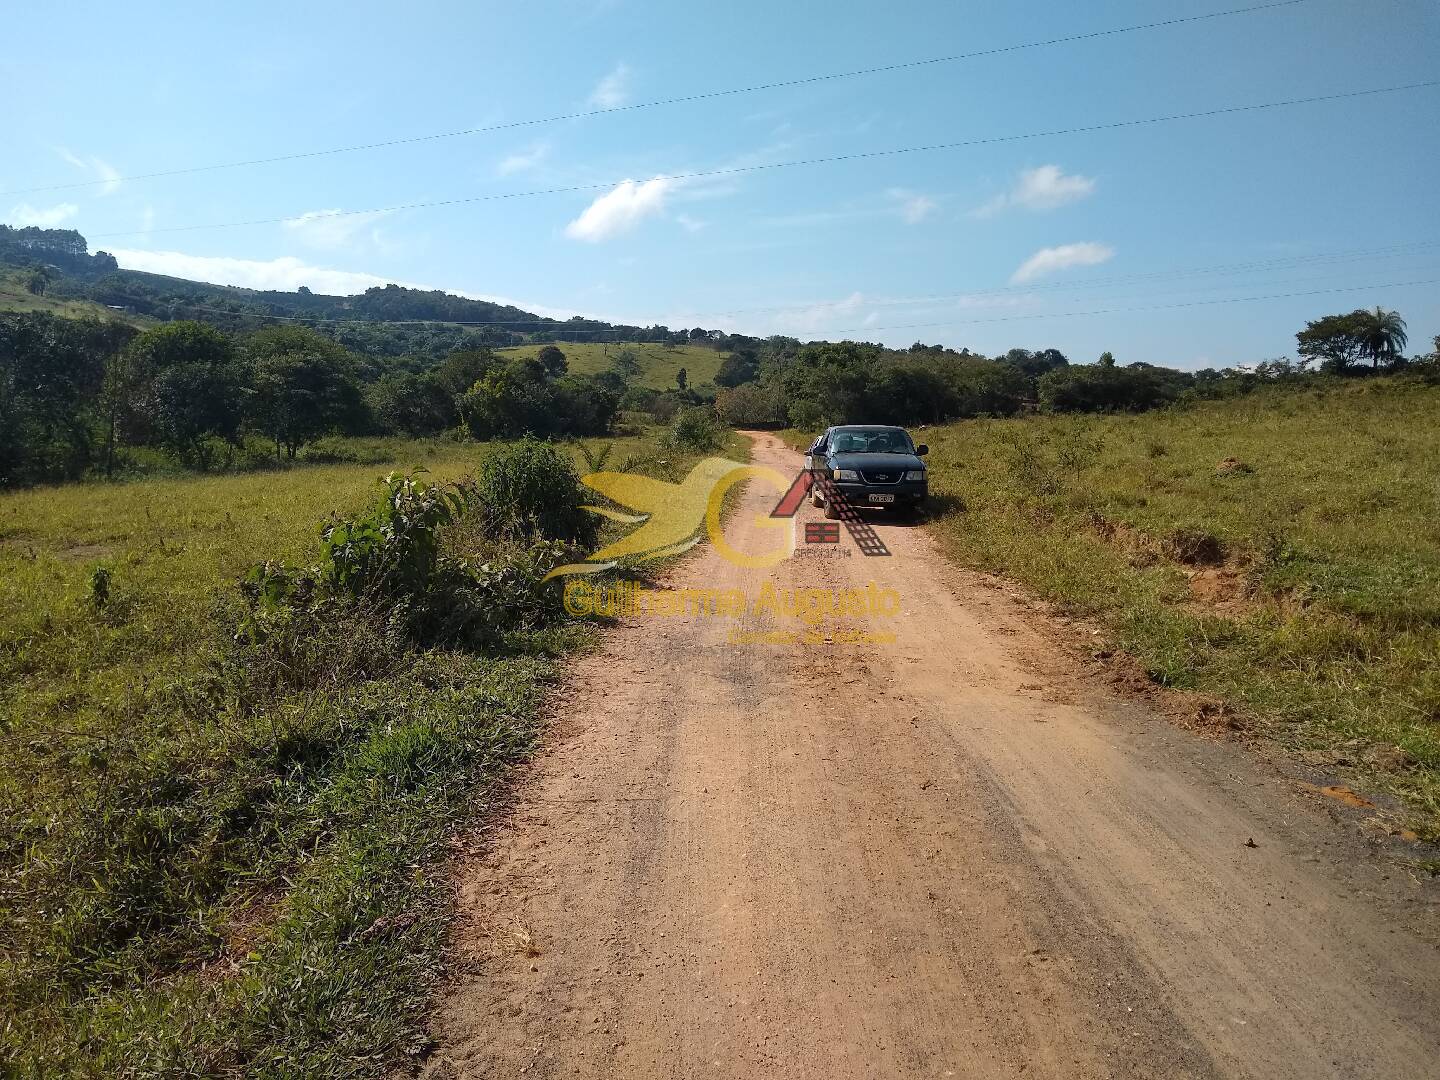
710, 307, 1431, 429
0, 315, 625, 488
4, 242, 1430, 487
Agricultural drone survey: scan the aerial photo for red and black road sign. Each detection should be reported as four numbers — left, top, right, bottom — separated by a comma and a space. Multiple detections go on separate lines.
769, 471, 891, 557
804, 521, 841, 544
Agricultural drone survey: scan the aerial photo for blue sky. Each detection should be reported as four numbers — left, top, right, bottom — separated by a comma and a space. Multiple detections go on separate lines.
4, 0, 1437, 367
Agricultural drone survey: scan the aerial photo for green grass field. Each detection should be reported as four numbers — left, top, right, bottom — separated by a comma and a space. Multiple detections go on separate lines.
499, 341, 728, 390
0, 423, 746, 1076
893, 378, 1440, 837
0, 275, 153, 326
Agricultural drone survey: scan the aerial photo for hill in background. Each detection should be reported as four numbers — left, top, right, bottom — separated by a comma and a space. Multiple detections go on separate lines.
0, 266, 154, 326
498, 341, 728, 390
0, 223, 719, 363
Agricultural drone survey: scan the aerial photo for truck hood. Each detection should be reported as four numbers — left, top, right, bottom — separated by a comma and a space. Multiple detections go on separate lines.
828, 452, 925, 473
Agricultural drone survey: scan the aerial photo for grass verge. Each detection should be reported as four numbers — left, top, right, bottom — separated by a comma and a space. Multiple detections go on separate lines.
0, 423, 739, 1075
912, 378, 1440, 838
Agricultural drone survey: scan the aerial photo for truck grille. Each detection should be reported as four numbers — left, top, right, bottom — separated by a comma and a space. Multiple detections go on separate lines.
859, 469, 901, 484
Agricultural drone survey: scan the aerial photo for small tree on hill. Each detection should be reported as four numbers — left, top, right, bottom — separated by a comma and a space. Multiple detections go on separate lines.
714, 349, 759, 387
609, 350, 642, 381
23, 265, 54, 296
1297, 310, 1375, 373
998, 347, 1068, 380
434, 348, 498, 398
1357, 307, 1407, 369
125, 321, 247, 465
1416, 335, 1440, 384
245, 326, 362, 459
536, 344, 568, 377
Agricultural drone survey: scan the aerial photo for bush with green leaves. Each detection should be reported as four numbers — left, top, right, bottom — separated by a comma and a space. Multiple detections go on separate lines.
715, 383, 785, 427
0, 311, 137, 486
0, 462, 588, 1072
665, 406, 724, 452
1037, 361, 1189, 413
460, 358, 617, 441
320, 471, 470, 599
239, 469, 575, 652
475, 437, 599, 547
1413, 336, 1440, 385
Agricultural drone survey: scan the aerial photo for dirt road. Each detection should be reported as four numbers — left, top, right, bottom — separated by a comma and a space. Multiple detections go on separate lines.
430, 432, 1439, 1078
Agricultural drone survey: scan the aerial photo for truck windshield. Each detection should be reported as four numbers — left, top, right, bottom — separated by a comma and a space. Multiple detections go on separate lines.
831, 429, 913, 454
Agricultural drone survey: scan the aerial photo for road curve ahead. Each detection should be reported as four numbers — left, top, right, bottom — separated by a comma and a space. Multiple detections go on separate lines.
429, 432, 1439, 1079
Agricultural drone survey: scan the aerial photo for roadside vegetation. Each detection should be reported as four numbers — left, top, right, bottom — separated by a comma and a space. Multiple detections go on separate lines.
769, 314, 1439, 836
0, 416, 747, 1076
911, 377, 1440, 836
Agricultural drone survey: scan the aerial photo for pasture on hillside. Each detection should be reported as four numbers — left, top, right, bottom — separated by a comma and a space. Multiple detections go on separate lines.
499, 341, 727, 390
0, 274, 151, 326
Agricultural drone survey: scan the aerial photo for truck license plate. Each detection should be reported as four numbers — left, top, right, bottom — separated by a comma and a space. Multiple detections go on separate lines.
868, 493, 895, 504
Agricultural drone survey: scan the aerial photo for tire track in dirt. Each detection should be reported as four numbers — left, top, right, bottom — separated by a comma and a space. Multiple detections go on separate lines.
428, 432, 1439, 1079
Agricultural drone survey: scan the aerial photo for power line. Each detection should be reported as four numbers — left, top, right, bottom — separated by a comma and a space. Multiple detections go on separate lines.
825, 277, 1440, 336
95, 294, 598, 328
102, 251, 1415, 328
101, 239, 1439, 326
3, 0, 1311, 198
679, 240, 1440, 318
99, 267, 1438, 337
89, 80, 1439, 241
97, 293, 676, 336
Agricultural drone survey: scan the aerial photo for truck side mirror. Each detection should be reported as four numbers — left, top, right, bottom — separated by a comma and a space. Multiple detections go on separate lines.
916, 444, 929, 456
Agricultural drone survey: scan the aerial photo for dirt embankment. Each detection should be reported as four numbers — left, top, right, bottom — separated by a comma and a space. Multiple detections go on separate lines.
427, 432, 1439, 1079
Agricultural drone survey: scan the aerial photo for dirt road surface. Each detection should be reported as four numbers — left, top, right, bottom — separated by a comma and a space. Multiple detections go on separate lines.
430, 432, 1439, 1079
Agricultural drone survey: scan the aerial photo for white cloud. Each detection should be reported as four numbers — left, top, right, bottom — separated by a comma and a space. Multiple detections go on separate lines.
564, 177, 675, 242
781, 291, 871, 335
763, 188, 937, 231
56, 147, 121, 195
496, 143, 549, 176
1010, 242, 1114, 283
110, 248, 398, 294
888, 188, 937, 224
675, 213, 706, 233
691, 292, 871, 338
281, 208, 393, 250
8, 202, 79, 227
976, 165, 1095, 217
93, 158, 122, 196
953, 293, 1033, 309
106, 247, 580, 319
587, 63, 631, 109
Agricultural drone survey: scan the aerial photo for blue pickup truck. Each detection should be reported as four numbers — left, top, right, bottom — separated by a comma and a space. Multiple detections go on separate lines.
804, 425, 929, 521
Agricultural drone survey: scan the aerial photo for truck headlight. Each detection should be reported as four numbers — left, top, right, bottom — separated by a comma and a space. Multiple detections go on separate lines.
905, 470, 925, 481
833, 469, 859, 481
